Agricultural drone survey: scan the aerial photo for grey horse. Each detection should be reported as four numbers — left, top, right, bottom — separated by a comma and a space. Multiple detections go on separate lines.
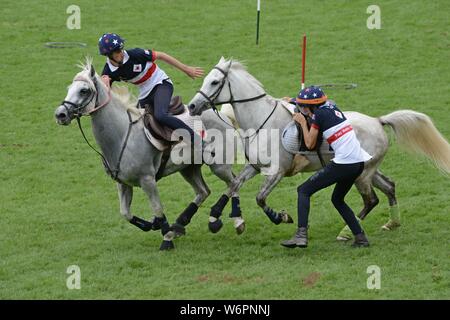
188, 57, 450, 240
54, 58, 242, 250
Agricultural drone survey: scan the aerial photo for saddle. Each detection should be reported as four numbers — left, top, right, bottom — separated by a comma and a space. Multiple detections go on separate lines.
279, 101, 334, 169
143, 96, 186, 143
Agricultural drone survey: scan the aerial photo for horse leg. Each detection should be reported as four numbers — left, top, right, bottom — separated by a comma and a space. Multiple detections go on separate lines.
171, 165, 211, 237
208, 164, 258, 233
372, 170, 400, 231
118, 183, 154, 231
336, 168, 379, 241
209, 163, 245, 235
256, 172, 294, 225
140, 175, 175, 251
356, 182, 379, 220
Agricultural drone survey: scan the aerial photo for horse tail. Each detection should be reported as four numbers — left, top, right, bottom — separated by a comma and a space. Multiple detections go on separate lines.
220, 103, 239, 129
379, 110, 450, 174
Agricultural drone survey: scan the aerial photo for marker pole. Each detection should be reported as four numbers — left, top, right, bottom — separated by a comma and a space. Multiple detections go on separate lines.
301, 34, 306, 89
256, 0, 261, 45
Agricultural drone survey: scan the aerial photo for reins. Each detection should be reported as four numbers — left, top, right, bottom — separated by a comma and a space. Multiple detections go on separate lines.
196, 62, 276, 141
64, 76, 141, 185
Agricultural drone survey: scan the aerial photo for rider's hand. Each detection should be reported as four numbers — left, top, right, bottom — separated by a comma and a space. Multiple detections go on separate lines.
282, 96, 292, 102
184, 66, 204, 79
101, 75, 111, 88
293, 113, 307, 127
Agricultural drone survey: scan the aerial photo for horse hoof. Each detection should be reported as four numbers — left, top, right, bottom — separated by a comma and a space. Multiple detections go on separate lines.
381, 220, 401, 231
159, 240, 175, 251
232, 217, 245, 235
208, 219, 223, 233
336, 235, 352, 241
236, 222, 245, 235
281, 211, 294, 224
171, 223, 186, 238
337, 225, 353, 241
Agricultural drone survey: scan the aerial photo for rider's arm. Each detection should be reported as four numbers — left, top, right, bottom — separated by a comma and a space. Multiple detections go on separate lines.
153, 51, 204, 79
293, 113, 319, 150
101, 64, 114, 88
101, 75, 112, 88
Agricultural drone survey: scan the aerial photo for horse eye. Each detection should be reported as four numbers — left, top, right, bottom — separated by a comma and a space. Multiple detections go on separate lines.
80, 88, 90, 95
211, 80, 219, 86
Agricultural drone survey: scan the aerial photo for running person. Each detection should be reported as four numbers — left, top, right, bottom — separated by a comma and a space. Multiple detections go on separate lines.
281, 86, 372, 248
98, 33, 204, 145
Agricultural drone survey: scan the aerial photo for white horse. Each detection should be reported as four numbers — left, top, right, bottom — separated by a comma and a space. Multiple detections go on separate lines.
54, 58, 243, 250
188, 57, 450, 240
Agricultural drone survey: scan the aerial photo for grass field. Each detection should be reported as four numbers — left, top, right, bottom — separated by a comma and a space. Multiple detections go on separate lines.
0, 0, 449, 299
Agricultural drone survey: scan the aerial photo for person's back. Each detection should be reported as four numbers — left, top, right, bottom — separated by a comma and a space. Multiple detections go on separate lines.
311, 101, 371, 164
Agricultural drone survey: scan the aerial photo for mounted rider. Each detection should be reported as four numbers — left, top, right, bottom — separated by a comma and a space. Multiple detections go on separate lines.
98, 33, 204, 146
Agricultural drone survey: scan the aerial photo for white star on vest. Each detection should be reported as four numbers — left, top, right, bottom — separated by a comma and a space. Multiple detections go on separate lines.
112, 39, 118, 45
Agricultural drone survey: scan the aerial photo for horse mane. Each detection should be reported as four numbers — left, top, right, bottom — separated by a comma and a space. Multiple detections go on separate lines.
77, 57, 141, 117
111, 86, 141, 116
220, 58, 265, 92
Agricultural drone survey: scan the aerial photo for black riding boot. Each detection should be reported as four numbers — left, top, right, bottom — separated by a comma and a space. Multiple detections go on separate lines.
352, 232, 370, 247
281, 227, 308, 248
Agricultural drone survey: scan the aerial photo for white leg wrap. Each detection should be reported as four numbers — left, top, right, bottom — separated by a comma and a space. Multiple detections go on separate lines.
232, 217, 245, 229
163, 231, 175, 241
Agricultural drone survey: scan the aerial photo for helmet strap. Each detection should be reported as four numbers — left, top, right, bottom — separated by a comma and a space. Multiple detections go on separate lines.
108, 50, 124, 67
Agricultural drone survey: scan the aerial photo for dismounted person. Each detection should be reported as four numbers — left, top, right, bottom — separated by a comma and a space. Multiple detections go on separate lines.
281, 86, 372, 248
98, 33, 204, 145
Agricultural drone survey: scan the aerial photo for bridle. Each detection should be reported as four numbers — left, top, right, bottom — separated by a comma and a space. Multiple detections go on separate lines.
196, 61, 267, 113
61, 76, 111, 118
195, 61, 277, 141
60, 75, 137, 186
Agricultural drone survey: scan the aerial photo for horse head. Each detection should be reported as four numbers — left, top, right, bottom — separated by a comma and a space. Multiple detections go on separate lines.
55, 58, 107, 125
188, 57, 233, 116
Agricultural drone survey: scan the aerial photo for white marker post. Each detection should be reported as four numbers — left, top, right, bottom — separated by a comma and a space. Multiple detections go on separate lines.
256, 0, 261, 45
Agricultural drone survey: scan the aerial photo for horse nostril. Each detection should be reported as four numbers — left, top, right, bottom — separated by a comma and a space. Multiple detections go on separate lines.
188, 104, 195, 110
56, 111, 68, 120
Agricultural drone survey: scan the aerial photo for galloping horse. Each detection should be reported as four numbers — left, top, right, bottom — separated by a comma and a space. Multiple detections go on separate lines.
188, 57, 450, 240
54, 58, 242, 250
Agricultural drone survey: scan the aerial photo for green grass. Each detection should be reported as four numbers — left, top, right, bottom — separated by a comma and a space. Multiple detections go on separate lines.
0, 0, 449, 299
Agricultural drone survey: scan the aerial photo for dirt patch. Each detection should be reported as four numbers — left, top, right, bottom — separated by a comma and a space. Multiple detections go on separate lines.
302, 272, 321, 288
196, 274, 209, 282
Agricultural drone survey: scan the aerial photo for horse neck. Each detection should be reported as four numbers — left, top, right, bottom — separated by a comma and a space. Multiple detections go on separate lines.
90, 89, 130, 163
228, 70, 271, 131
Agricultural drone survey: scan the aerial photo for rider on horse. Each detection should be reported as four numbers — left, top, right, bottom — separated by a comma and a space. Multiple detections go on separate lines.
98, 33, 204, 146
282, 86, 372, 248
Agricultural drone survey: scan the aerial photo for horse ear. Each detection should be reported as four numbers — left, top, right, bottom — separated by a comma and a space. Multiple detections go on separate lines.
219, 56, 225, 64
90, 64, 96, 79
224, 58, 233, 72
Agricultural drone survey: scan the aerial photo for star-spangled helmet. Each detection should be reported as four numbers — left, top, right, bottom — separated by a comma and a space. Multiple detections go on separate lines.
296, 86, 328, 106
98, 33, 125, 56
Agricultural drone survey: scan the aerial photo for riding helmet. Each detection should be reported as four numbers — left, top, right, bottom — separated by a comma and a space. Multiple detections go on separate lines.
98, 33, 125, 56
